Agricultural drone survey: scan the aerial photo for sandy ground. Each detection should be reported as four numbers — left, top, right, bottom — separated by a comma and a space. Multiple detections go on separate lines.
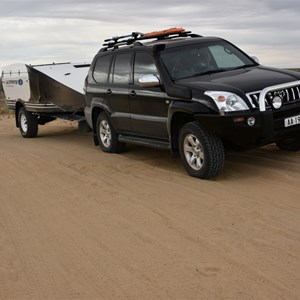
0, 115, 299, 300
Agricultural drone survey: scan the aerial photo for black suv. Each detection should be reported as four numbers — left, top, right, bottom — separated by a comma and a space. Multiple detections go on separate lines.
84, 28, 300, 179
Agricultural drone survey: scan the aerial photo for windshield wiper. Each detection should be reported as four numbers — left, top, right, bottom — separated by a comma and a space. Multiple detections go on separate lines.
192, 64, 256, 77
231, 64, 256, 70
190, 68, 228, 78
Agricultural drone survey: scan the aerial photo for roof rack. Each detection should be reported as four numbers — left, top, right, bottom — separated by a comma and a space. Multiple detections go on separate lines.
100, 28, 201, 51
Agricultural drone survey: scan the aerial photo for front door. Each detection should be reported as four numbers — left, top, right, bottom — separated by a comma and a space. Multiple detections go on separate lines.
129, 51, 169, 140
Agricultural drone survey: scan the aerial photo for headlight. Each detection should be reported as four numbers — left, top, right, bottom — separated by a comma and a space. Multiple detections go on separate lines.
204, 91, 250, 114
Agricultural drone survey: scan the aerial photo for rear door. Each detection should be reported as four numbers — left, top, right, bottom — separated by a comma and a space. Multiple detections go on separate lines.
105, 52, 133, 133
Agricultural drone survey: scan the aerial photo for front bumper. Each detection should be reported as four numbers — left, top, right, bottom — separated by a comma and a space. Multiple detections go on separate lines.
194, 105, 300, 148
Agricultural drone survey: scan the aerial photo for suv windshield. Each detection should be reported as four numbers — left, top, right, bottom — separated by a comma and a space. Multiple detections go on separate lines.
160, 41, 256, 80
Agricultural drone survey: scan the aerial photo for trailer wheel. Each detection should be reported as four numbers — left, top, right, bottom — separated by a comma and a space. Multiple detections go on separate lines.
18, 107, 38, 138
96, 112, 125, 153
179, 121, 224, 179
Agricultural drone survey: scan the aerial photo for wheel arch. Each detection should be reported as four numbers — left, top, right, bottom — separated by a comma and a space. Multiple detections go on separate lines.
170, 111, 195, 153
168, 100, 213, 153
90, 98, 113, 145
91, 106, 104, 146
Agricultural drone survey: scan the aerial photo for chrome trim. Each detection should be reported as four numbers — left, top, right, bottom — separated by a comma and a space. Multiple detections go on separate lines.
286, 89, 289, 101
25, 103, 59, 108
296, 87, 300, 98
246, 91, 261, 108
291, 88, 295, 99
258, 80, 300, 111
25, 104, 65, 112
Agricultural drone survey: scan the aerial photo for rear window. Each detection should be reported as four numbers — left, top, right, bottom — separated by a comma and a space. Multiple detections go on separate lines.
93, 55, 112, 83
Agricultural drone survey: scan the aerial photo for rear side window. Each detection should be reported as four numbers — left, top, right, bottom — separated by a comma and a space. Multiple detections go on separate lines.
93, 55, 112, 83
112, 53, 132, 84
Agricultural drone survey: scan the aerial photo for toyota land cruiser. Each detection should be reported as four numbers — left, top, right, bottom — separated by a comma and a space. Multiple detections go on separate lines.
84, 28, 300, 179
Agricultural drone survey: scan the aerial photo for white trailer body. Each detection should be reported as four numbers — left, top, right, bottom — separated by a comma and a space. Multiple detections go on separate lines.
1, 62, 89, 113
1, 64, 31, 103
0, 62, 90, 137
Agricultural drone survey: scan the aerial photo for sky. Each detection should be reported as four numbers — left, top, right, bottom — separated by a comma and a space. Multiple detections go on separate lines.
0, 0, 299, 68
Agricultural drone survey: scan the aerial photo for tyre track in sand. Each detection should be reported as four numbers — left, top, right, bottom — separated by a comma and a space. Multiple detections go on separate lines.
0, 117, 299, 299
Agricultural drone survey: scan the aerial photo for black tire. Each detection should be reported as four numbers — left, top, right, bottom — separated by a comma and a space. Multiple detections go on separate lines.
178, 122, 224, 179
18, 107, 38, 138
276, 135, 300, 151
96, 112, 125, 153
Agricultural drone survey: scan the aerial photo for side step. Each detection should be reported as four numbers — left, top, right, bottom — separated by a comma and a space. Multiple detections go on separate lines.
118, 135, 170, 149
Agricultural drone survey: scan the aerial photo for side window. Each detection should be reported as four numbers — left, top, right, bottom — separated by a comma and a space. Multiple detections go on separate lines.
93, 55, 112, 83
113, 53, 132, 84
134, 52, 159, 84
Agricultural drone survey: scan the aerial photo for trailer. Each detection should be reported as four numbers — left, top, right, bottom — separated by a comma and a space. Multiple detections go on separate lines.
0, 62, 90, 137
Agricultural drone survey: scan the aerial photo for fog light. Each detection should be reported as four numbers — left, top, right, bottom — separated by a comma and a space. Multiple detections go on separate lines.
272, 96, 283, 109
234, 117, 245, 123
247, 117, 256, 126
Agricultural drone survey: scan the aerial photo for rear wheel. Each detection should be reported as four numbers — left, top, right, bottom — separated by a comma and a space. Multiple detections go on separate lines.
18, 107, 38, 138
179, 122, 224, 179
96, 112, 125, 153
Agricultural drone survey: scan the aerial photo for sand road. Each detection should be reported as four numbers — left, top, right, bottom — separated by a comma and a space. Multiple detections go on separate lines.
0, 116, 299, 299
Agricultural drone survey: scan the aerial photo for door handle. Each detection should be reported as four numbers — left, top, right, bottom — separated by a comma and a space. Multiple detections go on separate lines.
106, 89, 112, 95
129, 90, 136, 97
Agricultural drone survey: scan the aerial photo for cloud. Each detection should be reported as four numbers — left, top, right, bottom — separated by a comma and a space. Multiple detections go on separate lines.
0, 0, 299, 68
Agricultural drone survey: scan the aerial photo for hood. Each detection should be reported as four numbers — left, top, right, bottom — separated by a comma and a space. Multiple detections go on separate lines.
178, 66, 300, 95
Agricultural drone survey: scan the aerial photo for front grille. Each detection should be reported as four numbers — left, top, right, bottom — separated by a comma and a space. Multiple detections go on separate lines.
247, 84, 300, 110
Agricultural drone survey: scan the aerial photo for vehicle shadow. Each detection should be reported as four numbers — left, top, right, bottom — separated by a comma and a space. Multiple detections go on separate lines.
120, 143, 299, 181
35, 121, 299, 181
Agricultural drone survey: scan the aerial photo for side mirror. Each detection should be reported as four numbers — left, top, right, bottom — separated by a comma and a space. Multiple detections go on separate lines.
139, 74, 160, 87
251, 56, 260, 64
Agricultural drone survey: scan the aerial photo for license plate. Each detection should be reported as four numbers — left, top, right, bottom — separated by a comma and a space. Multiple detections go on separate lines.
284, 115, 300, 127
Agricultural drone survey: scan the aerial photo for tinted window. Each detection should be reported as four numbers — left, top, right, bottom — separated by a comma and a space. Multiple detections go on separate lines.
160, 41, 255, 79
134, 52, 159, 84
113, 53, 132, 84
209, 45, 245, 68
93, 55, 112, 83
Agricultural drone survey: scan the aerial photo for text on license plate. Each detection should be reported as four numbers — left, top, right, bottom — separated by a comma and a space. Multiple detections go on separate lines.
284, 115, 300, 127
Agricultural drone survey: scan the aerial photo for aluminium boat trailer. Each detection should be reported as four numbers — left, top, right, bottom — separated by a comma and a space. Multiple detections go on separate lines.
0, 62, 91, 137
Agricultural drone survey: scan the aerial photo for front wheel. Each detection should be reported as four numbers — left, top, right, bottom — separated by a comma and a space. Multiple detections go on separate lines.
96, 112, 125, 153
178, 122, 224, 179
18, 107, 38, 138
276, 135, 300, 151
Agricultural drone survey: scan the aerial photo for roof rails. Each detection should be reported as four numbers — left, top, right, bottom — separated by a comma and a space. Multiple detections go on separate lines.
100, 28, 201, 52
